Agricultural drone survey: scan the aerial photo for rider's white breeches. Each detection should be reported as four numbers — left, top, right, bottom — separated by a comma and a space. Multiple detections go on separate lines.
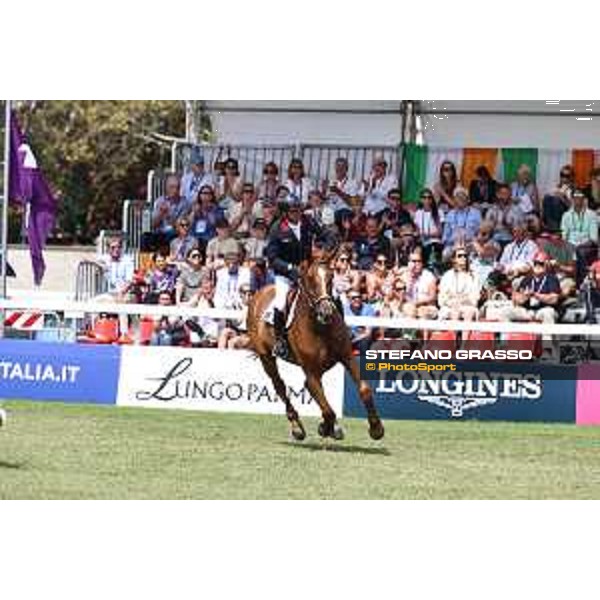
273, 275, 292, 312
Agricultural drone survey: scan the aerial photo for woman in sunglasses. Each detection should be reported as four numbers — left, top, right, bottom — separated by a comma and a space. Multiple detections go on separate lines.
176, 247, 209, 305
258, 162, 280, 200
434, 160, 460, 213
332, 249, 360, 300
414, 188, 443, 272
366, 253, 393, 303
169, 217, 199, 265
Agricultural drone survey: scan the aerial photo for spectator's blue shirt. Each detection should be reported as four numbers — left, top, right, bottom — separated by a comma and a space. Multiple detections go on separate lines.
192, 205, 224, 242
343, 298, 376, 337
442, 206, 481, 246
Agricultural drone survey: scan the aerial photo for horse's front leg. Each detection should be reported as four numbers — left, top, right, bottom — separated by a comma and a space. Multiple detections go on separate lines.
304, 373, 344, 441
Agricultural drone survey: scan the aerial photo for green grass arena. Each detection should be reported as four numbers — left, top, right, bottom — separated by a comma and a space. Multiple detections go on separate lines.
1, 401, 600, 499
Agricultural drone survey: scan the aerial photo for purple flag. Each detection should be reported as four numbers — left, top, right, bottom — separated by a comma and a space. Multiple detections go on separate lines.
8, 111, 57, 285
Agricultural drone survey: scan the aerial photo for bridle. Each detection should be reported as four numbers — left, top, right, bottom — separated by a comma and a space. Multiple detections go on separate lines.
298, 261, 336, 324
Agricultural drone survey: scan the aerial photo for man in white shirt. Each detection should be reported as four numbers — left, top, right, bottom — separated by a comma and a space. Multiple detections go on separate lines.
362, 156, 397, 216
398, 248, 438, 319
438, 246, 481, 321
180, 148, 215, 204
498, 220, 538, 283
96, 237, 135, 299
213, 251, 252, 309
324, 157, 362, 215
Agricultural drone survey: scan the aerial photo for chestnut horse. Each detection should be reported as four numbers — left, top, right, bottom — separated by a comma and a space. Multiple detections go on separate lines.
246, 253, 384, 442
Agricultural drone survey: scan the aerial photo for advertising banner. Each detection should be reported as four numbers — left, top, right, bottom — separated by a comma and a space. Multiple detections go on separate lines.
344, 362, 578, 423
117, 346, 344, 417
576, 364, 600, 425
0, 339, 120, 404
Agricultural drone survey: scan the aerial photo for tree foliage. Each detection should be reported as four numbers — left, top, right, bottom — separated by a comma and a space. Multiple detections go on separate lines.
15, 100, 185, 243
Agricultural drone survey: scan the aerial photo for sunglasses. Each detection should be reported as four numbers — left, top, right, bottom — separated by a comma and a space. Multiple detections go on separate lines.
560, 172, 572, 178
189, 253, 201, 259
456, 254, 467, 259
339, 256, 349, 262
243, 189, 254, 194
409, 258, 422, 263
534, 260, 545, 266
264, 169, 277, 175
179, 223, 190, 228
376, 259, 387, 264
395, 287, 405, 292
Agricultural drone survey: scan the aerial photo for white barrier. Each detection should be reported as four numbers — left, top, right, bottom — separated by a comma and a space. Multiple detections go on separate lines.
2, 297, 600, 337
117, 346, 344, 417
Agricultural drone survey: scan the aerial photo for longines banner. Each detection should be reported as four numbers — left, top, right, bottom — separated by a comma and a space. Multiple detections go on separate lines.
117, 347, 345, 417
345, 362, 578, 423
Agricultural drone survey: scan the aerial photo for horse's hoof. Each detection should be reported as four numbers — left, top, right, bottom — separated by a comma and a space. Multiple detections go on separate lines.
290, 422, 306, 442
318, 421, 332, 438
332, 423, 345, 441
369, 421, 385, 441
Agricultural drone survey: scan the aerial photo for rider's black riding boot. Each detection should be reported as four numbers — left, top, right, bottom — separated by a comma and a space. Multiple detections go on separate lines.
272, 308, 289, 359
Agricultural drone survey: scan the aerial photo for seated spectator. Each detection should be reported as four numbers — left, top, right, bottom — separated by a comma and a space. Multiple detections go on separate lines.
257, 162, 280, 200
255, 196, 279, 232
470, 223, 501, 286
152, 174, 190, 239
342, 290, 377, 355
227, 182, 261, 239
393, 224, 419, 267
510, 164, 539, 215
187, 276, 219, 346
216, 158, 243, 211
337, 210, 361, 244
249, 257, 273, 292
205, 218, 242, 270
581, 260, 600, 323
485, 183, 525, 247
243, 218, 268, 262
146, 252, 179, 304
438, 246, 481, 321
362, 155, 396, 217
414, 188, 443, 273
169, 217, 199, 265
398, 248, 438, 319
510, 251, 561, 324
433, 160, 460, 213
213, 251, 252, 309
366, 253, 393, 303
285, 158, 313, 205
180, 147, 214, 204
497, 220, 538, 284
151, 291, 189, 347
190, 185, 224, 251
324, 156, 362, 218
561, 189, 599, 285
530, 215, 576, 297
305, 190, 335, 227
542, 165, 575, 233
354, 216, 392, 271
441, 187, 481, 257
275, 185, 291, 205
217, 283, 253, 349
583, 167, 600, 211
380, 188, 414, 239
377, 280, 406, 318
176, 247, 209, 304
469, 165, 497, 214
332, 248, 361, 301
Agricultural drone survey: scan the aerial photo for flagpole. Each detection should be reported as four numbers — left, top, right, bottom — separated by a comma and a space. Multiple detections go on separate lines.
1, 99, 10, 299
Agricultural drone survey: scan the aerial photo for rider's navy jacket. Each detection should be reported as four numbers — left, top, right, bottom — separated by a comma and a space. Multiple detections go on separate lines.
265, 215, 322, 276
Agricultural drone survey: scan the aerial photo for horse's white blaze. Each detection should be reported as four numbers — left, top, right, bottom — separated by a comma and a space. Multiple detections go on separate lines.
316, 265, 328, 297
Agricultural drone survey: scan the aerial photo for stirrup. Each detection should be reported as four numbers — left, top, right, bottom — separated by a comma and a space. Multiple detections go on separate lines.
273, 337, 289, 359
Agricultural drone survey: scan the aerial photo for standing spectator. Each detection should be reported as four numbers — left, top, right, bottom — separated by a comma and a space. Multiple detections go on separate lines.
510, 164, 539, 215
176, 247, 209, 304
542, 165, 575, 233
213, 251, 252, 309
485, 183, 525, 247
323, 156, 362, 218
342, 290, 377, 355
362, 156, 397, 217
169, 217, 199, 265
438, 246, 481, 321
398, 248, 438, 319
205, 218, 242, 270
243, 218, 268, 262
257, 162, 280, 200
285, 158, 313, 205
228, 182, 260, 239
217, 158, 243, 211
180, 147, 214, 204
469, 165, 497, 213
414, 188, 443, 273
561, 189, 599, 285
510, 251, 561, 324
190, 185, 224, 252
152, 174, 190, 238
354, 216, 392, 271
441, 187, 481, 256
434, 160, 460, 213
497, 220, 538, 284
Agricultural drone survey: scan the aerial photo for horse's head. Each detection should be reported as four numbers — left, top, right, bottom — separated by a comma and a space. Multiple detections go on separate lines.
300, 242, 339, 325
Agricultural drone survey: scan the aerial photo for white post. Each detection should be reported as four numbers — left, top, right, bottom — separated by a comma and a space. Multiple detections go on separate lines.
1, 100, 10, 299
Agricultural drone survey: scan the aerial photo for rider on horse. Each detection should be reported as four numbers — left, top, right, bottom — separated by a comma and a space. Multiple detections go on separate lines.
265, 195, 324, 358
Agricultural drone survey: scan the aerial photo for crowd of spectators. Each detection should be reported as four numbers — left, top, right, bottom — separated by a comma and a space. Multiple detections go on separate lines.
89, 148, 600, 350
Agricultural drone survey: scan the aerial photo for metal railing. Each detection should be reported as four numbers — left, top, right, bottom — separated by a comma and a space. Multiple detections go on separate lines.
74, 260, 107, 301
121, 199, 151, 253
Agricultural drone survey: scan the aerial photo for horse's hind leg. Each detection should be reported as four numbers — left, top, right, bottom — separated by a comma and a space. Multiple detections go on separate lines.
342, 356, 384, 441
304, 373, 344, 441
259, 354, 306, 441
